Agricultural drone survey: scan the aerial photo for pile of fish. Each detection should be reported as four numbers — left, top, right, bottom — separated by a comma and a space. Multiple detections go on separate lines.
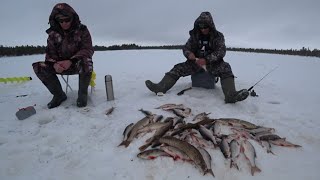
118, 103, 301, 178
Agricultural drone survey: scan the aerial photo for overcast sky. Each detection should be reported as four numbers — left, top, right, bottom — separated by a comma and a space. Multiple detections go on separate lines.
0, 0, 319, 49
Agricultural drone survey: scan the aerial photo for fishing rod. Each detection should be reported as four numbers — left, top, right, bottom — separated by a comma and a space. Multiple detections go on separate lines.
248, 66, 278, 91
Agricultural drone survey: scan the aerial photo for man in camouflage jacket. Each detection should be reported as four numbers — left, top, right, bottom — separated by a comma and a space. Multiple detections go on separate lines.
145, 12, 249, 103
32, 3, 94, 108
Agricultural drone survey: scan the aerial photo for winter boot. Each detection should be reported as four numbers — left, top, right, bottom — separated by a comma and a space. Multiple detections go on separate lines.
44, 75, 67, 109
145, 73, 178, 94
77, 72, 92, 107
221, 77, 249, 103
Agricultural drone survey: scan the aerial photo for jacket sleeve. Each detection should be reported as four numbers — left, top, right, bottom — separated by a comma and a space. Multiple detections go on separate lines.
45, 32, 59, 65
182, 36, 197, 59
205, 32, 226, 64
70, 26, 94, 64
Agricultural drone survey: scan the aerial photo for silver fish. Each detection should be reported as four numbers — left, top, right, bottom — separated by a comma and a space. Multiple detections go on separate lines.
199, 125, 218, 147
242, 140, 261, 176
212, 121, 221, 136
198, 147, 215, 177
122, 123, 134, 141
220, 136, 231, 159
230, 139, 241, 170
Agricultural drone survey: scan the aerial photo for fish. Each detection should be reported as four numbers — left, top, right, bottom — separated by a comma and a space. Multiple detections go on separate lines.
156, 103, 186, 110
242, 140, 261, 176
152, 114, 163, 122
247, 127, 276, 135
139, 108, 153, 116
269, 139, 302, 148
118, 115, 153, 147
192, 112, 211, 122
122, 123, 134, 141
230, 139, 241, 170
220, 135, 231, 159
160, 145, 191, 161
137, 149, 170, 160
258, 134, 284, 141
198, 147, 215, 177
190, 132, 212, 148
136, 121, 169, 136
216, 118, 258, 129
199, 125, 218, 147
212, 121, 221, 136
139, 119, 173, 151
159, 136, 213, 177
170, 123, 199, 137
172, 108, 191, 118
105, 107, 115, 115
261, 140, 275, 154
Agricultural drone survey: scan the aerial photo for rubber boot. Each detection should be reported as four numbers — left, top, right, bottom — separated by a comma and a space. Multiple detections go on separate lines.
145, 73, 178, 94
221, 77, 249, 103
44, 75, 67, 109
77, 72, 92, 107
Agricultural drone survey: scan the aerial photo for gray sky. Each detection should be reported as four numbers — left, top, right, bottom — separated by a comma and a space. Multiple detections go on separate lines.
0, 0, 319, 49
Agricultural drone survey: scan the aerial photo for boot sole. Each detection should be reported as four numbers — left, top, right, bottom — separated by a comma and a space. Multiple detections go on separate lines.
235, 90, 249, 102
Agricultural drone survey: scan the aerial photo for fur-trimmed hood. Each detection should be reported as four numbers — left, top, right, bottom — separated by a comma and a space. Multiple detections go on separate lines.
46, 3, 81, 34
189, 11, 217, 36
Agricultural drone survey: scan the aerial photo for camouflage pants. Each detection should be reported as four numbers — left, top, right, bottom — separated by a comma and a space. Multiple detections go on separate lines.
32, 61, 91, 84
167, 60, 234, 80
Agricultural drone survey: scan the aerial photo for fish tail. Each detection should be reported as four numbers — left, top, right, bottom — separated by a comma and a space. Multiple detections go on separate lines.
230, 160, 239, 170
206, 169, 215, 177
118, 140, 130, 147
251, 166, 261, 176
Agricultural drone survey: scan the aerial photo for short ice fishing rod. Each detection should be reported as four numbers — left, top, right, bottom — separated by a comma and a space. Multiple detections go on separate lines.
248, 66, 278, 91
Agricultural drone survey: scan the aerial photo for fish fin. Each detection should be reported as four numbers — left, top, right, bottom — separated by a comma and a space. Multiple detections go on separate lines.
251, 166, 261, 176
118, 140, 130, 147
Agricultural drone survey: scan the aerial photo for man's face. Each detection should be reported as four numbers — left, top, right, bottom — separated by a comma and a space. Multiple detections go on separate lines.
57, 16, 72, 30
199, 23, 210, 35
200, 27, 210, 35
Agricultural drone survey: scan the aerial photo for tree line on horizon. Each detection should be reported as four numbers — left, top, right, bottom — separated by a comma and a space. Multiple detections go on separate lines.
0, 44, 319, 58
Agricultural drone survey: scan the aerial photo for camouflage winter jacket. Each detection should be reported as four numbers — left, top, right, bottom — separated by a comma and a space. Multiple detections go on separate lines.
45, 3, 94, 72
183, 12, 226, 67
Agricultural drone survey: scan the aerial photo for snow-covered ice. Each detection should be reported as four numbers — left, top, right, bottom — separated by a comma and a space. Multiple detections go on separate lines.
1, 50, 320, 180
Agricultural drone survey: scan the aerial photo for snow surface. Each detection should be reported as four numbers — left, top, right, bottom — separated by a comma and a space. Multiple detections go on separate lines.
0, 50, 320, 180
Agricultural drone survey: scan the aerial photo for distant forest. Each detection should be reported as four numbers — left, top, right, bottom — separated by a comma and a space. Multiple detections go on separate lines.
0, 44, 319, 58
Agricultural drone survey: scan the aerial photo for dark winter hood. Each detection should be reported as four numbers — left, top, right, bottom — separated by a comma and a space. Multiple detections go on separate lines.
190, 11, 217, 35
46, 3, 81, 34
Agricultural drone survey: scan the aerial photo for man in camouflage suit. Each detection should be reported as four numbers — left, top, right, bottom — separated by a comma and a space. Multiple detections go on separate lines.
32, 3, 94, 109
145, 12, 249, 103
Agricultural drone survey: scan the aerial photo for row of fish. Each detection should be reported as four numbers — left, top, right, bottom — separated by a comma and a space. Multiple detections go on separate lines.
118, 103, 302, 178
